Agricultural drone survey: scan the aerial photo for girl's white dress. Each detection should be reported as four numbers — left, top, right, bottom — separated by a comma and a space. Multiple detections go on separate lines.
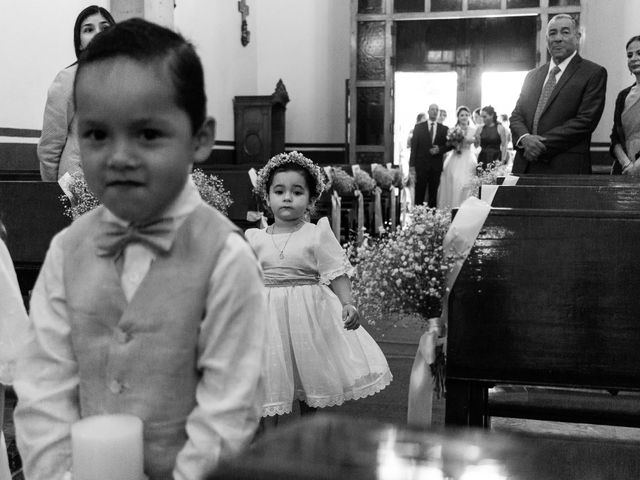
246, 218, 392, 416
437, 125, 478, 209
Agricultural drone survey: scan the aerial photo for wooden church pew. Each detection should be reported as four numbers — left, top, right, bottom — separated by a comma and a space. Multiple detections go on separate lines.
486, 185, 640, 211
0, 181, 71, 300
497, 174, 640, 186
445, 208, 640, 427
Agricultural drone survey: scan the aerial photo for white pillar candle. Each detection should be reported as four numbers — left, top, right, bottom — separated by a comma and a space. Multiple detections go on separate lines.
71, 414, 144, 480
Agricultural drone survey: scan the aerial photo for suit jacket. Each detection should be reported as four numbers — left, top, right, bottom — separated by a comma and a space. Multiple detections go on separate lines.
409, 121, 450, 173
609, 84, 634, 174
510, 54, 607, 174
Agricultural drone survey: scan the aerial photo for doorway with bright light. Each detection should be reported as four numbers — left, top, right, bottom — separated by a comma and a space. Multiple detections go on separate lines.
394, 71, 458, 168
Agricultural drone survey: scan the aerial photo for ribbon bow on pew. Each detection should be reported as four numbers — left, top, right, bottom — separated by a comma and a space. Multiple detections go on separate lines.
407, 196, 492, 427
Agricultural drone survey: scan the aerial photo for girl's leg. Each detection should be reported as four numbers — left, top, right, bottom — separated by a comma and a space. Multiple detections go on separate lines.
256, 414, 279, 437
299, 400, 317, 416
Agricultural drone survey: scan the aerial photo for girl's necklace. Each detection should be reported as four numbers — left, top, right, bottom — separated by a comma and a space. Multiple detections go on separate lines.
270, 222, 301, 259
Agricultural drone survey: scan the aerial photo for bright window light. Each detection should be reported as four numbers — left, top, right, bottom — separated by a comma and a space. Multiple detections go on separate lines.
480, 71, 528, 119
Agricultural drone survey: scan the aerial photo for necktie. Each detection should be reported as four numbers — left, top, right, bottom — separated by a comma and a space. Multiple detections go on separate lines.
96, 217, 176, 258
430, 122, 436, 143
532, 65, 561, 135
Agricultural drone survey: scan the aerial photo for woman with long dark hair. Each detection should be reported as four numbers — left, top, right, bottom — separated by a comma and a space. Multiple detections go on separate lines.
475, 105, 508, 169
610, 35, 640, 175
38, 5, 116, 182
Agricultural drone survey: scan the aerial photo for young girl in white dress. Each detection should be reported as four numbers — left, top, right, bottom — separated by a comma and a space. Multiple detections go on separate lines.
246, 152, 392, 419
437, 106, 478, 209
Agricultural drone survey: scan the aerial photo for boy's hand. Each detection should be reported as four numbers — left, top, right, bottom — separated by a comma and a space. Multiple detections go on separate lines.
342, 304, 360, 330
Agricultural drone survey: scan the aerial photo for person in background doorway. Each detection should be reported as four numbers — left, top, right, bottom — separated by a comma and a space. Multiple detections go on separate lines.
406, 112, 427, 149
499, 113, 513, 149
38, 5, 116, 182
475, 105, 509, 169
510, 14, 607, 174
472, 108, 483, 128
409, 104, 451, 207
437, 106, 478, 210
437, 109, 448, 126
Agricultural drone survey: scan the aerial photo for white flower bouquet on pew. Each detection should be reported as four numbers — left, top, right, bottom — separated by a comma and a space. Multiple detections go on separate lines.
467, 160, 509, 198
347, 205, 458, 396
59, 169, 233, 219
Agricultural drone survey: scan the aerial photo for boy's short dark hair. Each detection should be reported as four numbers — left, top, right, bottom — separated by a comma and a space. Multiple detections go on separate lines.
75, 18, 206, 133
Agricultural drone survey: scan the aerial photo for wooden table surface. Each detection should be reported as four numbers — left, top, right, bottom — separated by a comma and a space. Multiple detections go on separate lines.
208, 414, 640, 479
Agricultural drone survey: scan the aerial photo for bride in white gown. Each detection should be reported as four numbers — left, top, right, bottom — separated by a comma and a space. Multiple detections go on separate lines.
437, 106, 478, 209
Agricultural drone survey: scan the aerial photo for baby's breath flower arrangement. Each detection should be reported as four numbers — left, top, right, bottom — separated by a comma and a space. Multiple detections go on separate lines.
371, 165, 394, 190
60, 168, 233, 219
347, 205, 457, 332
353, 169, 377, 195
191, 168, 233, 215
330, 167, 356, 196
468, 160, 509, 198
60, 171, 101, 218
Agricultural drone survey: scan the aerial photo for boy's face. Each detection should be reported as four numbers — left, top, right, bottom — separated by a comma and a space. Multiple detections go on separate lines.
76, 57, 213, 224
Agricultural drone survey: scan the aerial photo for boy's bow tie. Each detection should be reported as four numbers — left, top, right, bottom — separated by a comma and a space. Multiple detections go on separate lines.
96, 217, 176, 257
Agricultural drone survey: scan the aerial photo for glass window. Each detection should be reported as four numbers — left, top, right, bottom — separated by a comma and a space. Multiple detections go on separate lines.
549, 0, 580, 5
506, 0, 539, 7
358, 0, 384, 14
356, 87, 385, 145
356, 152, 385, 164
394, 0, 425, 13
480, 71, 529, 119
357, 22, 386, 81
431, 0, 462, 11
469, 0, 501, 9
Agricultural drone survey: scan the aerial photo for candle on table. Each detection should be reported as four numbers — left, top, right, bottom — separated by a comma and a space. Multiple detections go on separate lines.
71, 414, 144, 480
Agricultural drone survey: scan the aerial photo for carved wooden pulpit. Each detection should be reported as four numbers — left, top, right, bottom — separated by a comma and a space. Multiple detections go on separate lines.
233, 80, 289, 164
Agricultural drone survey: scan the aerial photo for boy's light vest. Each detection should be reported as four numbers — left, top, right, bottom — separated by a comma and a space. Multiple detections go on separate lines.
63, 203, 238, 479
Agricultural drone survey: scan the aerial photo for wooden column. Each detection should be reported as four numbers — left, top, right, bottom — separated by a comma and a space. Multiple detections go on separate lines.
110, 0, 174, 29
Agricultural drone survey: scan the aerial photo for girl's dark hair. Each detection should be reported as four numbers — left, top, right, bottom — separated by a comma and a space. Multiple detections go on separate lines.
481, 105, 498, 125
266, 163, 319, 204
626, 35, 640, 50
76, 18, 207, 133
73, 5, 116, 58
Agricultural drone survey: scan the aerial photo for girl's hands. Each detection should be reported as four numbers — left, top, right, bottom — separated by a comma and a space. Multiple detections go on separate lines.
342, 304, 360, 330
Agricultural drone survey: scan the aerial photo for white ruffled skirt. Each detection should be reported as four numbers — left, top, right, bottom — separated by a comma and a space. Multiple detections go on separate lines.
262, 283, 392, 416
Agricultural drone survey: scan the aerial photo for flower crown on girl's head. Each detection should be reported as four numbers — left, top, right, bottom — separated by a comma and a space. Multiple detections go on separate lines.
254, 151, 327, 202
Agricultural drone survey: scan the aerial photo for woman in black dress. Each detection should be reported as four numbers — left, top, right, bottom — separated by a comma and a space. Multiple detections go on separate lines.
475, 105, 508, 169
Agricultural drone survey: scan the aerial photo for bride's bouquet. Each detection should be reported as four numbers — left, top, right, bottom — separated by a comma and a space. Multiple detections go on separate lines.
446, 126, 465, 154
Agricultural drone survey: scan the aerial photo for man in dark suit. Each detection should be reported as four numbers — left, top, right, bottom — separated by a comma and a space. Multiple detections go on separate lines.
409, 103, 451, 207
510, 14, 607, 174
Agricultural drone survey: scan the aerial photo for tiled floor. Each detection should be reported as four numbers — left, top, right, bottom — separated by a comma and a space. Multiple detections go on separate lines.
4, 347, 640, 479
